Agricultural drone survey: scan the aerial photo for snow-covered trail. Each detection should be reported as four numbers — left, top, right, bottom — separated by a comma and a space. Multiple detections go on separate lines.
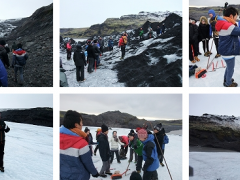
189, 39, 240, 87
190, 151, 240, 180
84, 126, 182, 180
2, 122, 53, 180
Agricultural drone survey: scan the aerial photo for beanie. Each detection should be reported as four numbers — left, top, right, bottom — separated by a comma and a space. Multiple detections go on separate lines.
208, 9, 216, 17
154, 123, 162, 132
101, 124, 108, 133
137, 129, 148, 139
128, 133, 134, 137
130, 171, 142, 180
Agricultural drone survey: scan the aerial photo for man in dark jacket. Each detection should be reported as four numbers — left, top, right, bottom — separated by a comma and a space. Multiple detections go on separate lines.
12, 44, 28, 85
98, 124, 112, 178
189, 18, 199, 63
98, 36, 104, 54
93, 40, 101, 67
73, 44, 86, 82
128, 129, 138, 163
156, 26, 161, 36
0, 112, 10, 172
0, 40, 9, 68
0, 59, 8, 87
153, 124, 165, 167
86, 43, 95, 73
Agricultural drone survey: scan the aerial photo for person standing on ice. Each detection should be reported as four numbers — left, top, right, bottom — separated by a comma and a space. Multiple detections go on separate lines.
108, 36, 114, 52
118, 33, 127, 60
208, 9, 221, 58
84, 127, 97, 156
93, 39, 101, 67
215, 6, 240, 87
109, 131, 124, 164
98, 124, 112, 178
139, 28, 144, 40
86, 41, 95, 73
0, 112, 10, 172
98, 36, 104, 55
138, 129, 159, 180
73, 44, 86, 83
66, 40, 72, 60
153, 124, 165, 167
119, 135, 129, 159
189, 18, 199, 63
128, 129, 139, 163
60, 110, 99, 179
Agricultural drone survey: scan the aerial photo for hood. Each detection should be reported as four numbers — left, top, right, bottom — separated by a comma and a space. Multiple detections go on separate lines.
143, 134, 154, 144
13, 49, 26, 55
208, 9, 216, 17
200, 16, 208, 25
215, 16, 229, 32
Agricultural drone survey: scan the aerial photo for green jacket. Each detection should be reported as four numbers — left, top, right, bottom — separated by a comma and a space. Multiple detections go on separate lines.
0, 120, 10, 142
129, 136, 143, 156
139, 30, 144, 36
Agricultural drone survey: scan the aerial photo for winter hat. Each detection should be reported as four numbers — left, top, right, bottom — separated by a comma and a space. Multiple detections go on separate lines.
93, 39, 97, 43
208, 9, 216, 17
96, 128, 101, 132
154, 123, 162, 132
0, 40, 6, 46
130, 171, 142, 180
137, 129, 148, 139
17, 43, 22, 49
130, 129, 135, 134
128, 132, 134, 137
101, 124, 108, 133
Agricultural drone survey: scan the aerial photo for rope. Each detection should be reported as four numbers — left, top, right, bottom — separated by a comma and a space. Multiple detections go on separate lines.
147, 121, 173, 180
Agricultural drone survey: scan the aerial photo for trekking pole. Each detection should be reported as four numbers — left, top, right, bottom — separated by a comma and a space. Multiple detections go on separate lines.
206, 39, 214, 69
147, 121, 173, 180
125, 162, 130, 176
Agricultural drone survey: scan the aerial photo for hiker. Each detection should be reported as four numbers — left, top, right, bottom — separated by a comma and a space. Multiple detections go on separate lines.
156, 26, 161, 36
98, 124, 112, 178
0, 40, 10, 68
128, 130, 138, 163
153, 124, 165, 167
198, 16, 211, 57
130, 171, 143, 180
148, 26, 153, 38
93, 39, 101, 67
98, 36, 104, 54
128, 130, 144, 173
119, 135, 129, 159
161, 129, 169, 166
12, 43, 28, 85
0, 112, 10, 172
84, 127, 97, 156
86, 41, 95, 73
192, 19, 201, 61
189, 18, 199, 63
109, 131, 124, 164
138, 129, 159, 180
66, 40, 72, 60
11, 42, 17, 52
215, 6, 240, 87
73, 44, 86, 83
94, 128, 101, 155
0, 60, 8, 87
208, 9, 221, 58
108, 36, 114, 51
118, 33, 127, 60
60, 110, 99, 179
139, 28, 144, 40
161, 23, 165, 34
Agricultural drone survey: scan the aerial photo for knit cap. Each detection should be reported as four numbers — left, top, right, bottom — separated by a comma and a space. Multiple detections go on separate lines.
137, 129, 148, 139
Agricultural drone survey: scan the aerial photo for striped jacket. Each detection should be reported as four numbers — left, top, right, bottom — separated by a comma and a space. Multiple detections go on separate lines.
60, 126, 98, 180
215, 16, 240, 58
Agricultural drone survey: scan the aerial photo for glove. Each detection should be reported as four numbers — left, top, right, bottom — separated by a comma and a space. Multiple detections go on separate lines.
92, 172, 99, 178
134, 145, 138, 149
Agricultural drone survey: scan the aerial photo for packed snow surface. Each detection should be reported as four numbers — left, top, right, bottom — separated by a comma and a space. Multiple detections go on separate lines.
84, 126, 182, 180
190, 151, 240, 180
1, 122, 53, 180
189, 39, 240, 87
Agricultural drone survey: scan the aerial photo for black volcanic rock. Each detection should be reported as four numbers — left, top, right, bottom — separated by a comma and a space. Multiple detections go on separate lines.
1, 108, 53, 127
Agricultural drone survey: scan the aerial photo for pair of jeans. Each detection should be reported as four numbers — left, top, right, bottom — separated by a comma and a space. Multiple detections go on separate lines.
110, 150, 120, 163
76, 66, 84, 81
14, 66, 24, 84
224, 57, 235, 86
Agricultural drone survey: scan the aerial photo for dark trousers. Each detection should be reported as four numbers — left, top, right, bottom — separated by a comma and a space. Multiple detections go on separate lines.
224, 57, 235, 86
158, 149, 165, 163
202, 40, 209, 52
67, 49, 71, 60
110, 150, 120, 162
140, 35, 143, 40
76, 66, 84, 81
129, 148, 138, 162
100, 46, 103, 54
193, 41, 198, 56
121, 145, 128, 156
0, 141, 5, 167
94, 145, 99, 154
121, 45, 126, 58
87, 57, 94, 73
189, 43, 194, 61
100, 160, 110, 175
136, 155, 143, 171
143, 170, 158, 180
214, 38, 219, 54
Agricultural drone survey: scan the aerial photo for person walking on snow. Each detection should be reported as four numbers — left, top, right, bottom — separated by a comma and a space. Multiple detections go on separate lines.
109, 131, 124, 164
73, 44, 86, 83
215, 6, 240, 87
118, 33, 127, 60
66, 40, 72, 60
0, 112, 10, 172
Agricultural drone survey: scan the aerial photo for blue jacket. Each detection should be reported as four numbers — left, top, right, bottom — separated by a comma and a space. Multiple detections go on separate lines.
108, 39, 114, 47
12, 48, 28, 67
142, 134, 159, 172
0, 59, 8, 87
216, 16, 240, 58
60, 126, 98, 180
162, 135, 169, 150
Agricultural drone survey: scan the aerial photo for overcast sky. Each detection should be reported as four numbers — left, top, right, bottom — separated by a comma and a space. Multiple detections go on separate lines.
60, 0, 182, 28
190, 0, 239, 7
0, 0, 52, 20
190, 94, 240, 116
0, 94, 53, 109
60, 94, 182, 120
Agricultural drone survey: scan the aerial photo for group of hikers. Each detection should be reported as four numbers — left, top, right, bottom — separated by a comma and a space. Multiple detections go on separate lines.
189, 5, 240, 87
139, 24, 165, 40
0, 40, 28, 87
60, 110, 169, 180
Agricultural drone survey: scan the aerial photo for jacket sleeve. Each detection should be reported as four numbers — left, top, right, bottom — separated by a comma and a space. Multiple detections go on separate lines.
118, 138, 124, 146
231, 26, 240, 36
143, 142, 154, 171
73, 52, 76, 62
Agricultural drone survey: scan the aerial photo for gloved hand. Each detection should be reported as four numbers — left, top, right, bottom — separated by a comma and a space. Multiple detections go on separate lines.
92, 172, 99, 177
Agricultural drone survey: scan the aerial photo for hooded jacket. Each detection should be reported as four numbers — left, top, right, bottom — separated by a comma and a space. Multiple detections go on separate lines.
98, 133, 111, 161
86, 44, 96, 59
60, 126, 98, 180
12, 49, 28, 67
198, 16, 210, 40
208, 9, 219, 38
0, 60, 8, 87
73, 46, 86, 66
215, 16, 240, 57
142, 134, 159, 172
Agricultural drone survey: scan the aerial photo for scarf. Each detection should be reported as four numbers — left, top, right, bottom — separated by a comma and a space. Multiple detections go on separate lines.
70, 128, 87, 139
223, 16, 238, 26
113, 135, 118, 142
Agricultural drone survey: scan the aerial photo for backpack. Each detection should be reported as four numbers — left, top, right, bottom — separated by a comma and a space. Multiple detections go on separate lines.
122, 36, 127, 45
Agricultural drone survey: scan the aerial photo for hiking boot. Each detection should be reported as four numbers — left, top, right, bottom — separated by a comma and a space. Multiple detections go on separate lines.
105, 172, 112, 175
191, 60, 196, 63
198, 52, 202, 55
207, 51, 212, 55
0, 167, 4, 172
160, 163, 165, 167
117, 161, 121, 163
194, 56, 200, 62
215, 54, 221, 58
223, 78, 234, 87
204, 52, 210, 57
224, 82, 238, 87
100, 174, 107, 178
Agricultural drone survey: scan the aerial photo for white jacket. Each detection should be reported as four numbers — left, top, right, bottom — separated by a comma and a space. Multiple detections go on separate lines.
109, 136, 124, 150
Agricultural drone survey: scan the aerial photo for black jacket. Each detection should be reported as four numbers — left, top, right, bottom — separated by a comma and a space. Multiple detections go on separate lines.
198, 23, 210, 40
154, 130, 164, 155
0, 45, 8, 65
73, 49, 86, 66
189, 23, 198, 43
97, 133, 111, 161
93, 44, 101, 55
86, 44, 96, 59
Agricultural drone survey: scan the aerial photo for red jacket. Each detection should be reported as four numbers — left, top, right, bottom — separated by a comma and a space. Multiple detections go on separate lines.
118, 36, 127, 47
120, 136, 129, 147
67, 43, 72, 50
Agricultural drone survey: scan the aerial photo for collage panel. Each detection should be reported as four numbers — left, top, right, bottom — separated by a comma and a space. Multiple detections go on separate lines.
60, 0, 182, 87
60, 94, 182, 179
189, 1, 240, 87
0, 0, 53, 87
189, 94, 240, 179
0, 94, 53, 179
